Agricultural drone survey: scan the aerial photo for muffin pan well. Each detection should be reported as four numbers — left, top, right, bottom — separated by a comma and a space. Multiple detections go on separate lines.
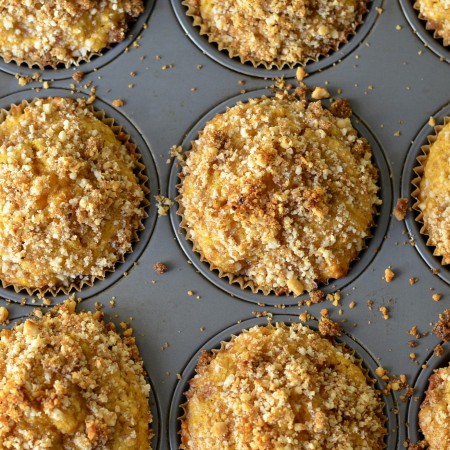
0, 0, 450, 448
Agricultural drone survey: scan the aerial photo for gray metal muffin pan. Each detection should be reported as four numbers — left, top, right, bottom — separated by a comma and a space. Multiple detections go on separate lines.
0, 0, 449, 448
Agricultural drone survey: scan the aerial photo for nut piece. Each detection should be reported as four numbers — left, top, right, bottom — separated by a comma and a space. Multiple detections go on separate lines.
433, 309, 450, 342
112, 99, 124, 108
311, 87, 330, 100
0, 307, 8, 324
393, 198, 409, 221
318, 317, 342, 337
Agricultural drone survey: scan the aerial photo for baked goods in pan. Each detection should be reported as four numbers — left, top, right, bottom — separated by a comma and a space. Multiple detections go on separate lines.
0, 300, 152, 449
414, 0, 450, 46
181, 322, 386, 449
183, 0, 369, 68
179, 92, 380, 295
0, 0, 144, 68
0, 97, 146, 294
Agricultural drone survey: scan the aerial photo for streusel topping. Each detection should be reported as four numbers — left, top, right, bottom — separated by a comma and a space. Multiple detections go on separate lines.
415, 0, 450, 45
184, 0, 368, 67
419, 365, 450, 449
0, 300, 152, 449
418, 120, 450, 263
181, 323, 386, 450
0, 0, 144, 67
179, 93, 380, 295
0, 97, 146, 293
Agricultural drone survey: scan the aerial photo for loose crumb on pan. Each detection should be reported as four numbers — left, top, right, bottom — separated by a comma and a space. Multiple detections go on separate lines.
0, 300, 152, 448
433, 309, 450, 341
384, 267, 395, 283
181, 323, 386, 450
153, 262, 168, 274
318, 316, 342, 337
393, 197, 409, 220
0, 307, 8, 324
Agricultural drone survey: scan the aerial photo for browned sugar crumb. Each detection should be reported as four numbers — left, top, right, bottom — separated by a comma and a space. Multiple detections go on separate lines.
384, 267, 395, 282
433, 309, 450, 341
318, 317, 342, 337
153, 262, 168, 274
72, 71, 85, 83
379, 306, 390, 320
295, 67, 308, 81
0, 307, 8, 324
0, 300, 152, 448
112, 99, 124, 107
434, 344, 444, 356
408, 340, 418, 348
393, 197, 409, 220
330, 98, 352, 118
409, 277, 418, 285
309, 289, 325, 304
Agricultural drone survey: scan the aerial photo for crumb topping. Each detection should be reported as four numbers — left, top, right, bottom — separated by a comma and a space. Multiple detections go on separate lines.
0, 0, 144, 67
419, 364, 450, 449
419, 121, 450, 263
0, 97, 146, 293
179, 92, 380, 295
415, 0, 450, 45
0, 301, 152, 449
184, 0, 369, 66
181, 323, 386, 450
433, 309, 450, 342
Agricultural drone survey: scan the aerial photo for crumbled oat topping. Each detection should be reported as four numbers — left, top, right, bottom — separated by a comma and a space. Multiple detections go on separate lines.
384, 268, 395, 283
0, 300, 152, 449
393, 197, 409, 221
0, 0, 144, 67
179, 92, 380, 295
185, 0, 369, 66
0, 97, 146, 293
415, 0, 450, 45
181, 323, 386, 449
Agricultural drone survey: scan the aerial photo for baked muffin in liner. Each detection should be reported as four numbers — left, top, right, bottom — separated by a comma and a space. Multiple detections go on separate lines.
0, 97, 149, 296
412, 117, 450, 265
0, 0, 144, 69
177, 91, 381, 297
179, 322, 387, 450
0, 300, 153, 449
182, 0, 370, 69
414, 0, 450, 46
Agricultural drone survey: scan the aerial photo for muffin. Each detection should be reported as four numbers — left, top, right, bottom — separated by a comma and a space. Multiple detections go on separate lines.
414, 0, 450, 46
419, 365, 450, 449
413, 118, 450, 264
0, 97, 147, 295
0, 300, 152, 449
0, 0, 144, 68
178, 92, 380, 296
181, 322, 386, 449
183, 0, 369, 68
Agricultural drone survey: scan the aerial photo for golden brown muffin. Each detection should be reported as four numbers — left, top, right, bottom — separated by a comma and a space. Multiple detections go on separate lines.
179, 92, 380, 295
181, 323, 386, 450
183, 0, 369, 68
0, 97, 146, 294
415, 0, 450, 45
419, 365, 450, 449
0, 0, 144, 68
0, 300, 152, 449
416, 119, 450, 264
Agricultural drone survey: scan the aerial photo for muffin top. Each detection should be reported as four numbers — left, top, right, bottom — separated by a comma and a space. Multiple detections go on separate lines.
419, 365, 450, 449
0, 0, 144, 67
0, 301, 152, 449
181, 323, 386, 450
418, 120, 450, 264
184, 0, 369, 67
179, 92, 380, 295
415, 0, 450, 45
0, 97, 146, 293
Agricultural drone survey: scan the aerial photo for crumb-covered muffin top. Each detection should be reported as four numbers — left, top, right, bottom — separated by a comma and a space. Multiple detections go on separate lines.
419, 364, 450, 449
0, 97, 146, 293
0, 301, 152, 449
0, 0, 144, 67
415, 0, 450, 45
418, 120, 450, 263
181, 323, 386, 450
179, 92, 380, 295
184, 0, 369, 67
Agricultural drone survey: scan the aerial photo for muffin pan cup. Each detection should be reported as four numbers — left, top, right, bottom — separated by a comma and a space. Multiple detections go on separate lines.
0, 0, 450, 448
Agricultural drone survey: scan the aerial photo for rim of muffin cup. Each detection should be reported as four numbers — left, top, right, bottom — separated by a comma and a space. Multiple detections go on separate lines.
171, 0, 383, 78
0, 88, 159, 305
168, 314, 399, 450
0, 0, 156, 80
168, 88, 393, 306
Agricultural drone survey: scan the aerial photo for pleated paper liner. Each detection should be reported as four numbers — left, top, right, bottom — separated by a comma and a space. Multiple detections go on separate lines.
0, 299, 159, 449
413, 1, 450, 47
182, 0, 369, 70
411, 116, 450, 267
0, 98, 150, 298
169, 317, 398, 450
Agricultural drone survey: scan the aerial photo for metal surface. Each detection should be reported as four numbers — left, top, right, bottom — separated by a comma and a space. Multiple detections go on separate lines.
0, 0, 449, 448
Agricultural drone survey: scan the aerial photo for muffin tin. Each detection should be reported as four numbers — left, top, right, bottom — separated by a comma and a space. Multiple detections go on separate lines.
0, 0, 450, 448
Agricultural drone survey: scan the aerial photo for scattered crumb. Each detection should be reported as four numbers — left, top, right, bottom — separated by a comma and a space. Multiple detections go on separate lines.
409, 277, 417, 285
162, 64, 174, 70
367, 299, 374, 310
409, 353, 416, 360
154, 195, 174, 216
153, 262, 168, 274
433, 309, 450, 341
318, 317, 342, 337
408, 340, 418, 348
375, 366, 386, 378
112, 99, 124, 108
196, 64, 203, 70
393, 198, 409, 220
0, 307, 8, 324
238, 80, 246, 86
326, 292, 341, 307
72, 71, 84, 83
295, 67, 308, 82
329, 98, 352, 118
130, 71, 137, 77
320, 308, 328, 317
432, 293, 442, 302
408, 325, 421, 339
311, 86, 330, 100
349, 301, 356, 309
384, 267, 395, 283
379, 306, 390, 320
393, 131, 401, 137
187, 290, 194, 296
376, 7, 383, 14
428, 116, 436, 127
396, 25, 402, 30
298, 312, 312, 322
